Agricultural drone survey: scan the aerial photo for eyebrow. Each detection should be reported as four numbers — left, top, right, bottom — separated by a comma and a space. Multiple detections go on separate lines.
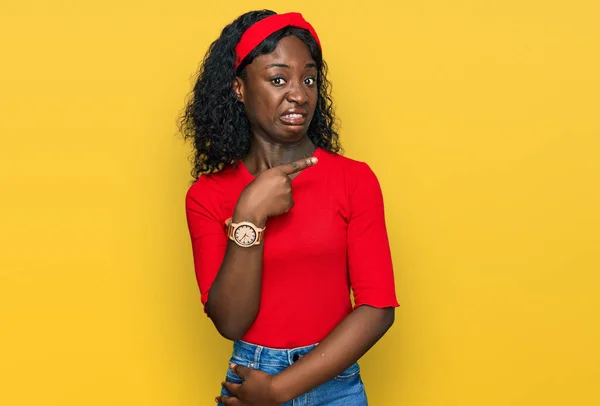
264, 63, 317, 69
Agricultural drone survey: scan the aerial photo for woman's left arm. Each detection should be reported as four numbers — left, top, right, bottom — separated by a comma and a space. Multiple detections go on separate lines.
272, 161, 399, 402
219, 162, 399, 405
219, 305, 394, 405
271, 304, 394, 402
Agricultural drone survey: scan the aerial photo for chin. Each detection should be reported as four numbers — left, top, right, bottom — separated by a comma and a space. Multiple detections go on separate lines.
275, 125, 309, 142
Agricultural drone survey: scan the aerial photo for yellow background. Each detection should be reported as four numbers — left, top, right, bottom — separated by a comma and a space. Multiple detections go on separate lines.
1, 1, 599, 405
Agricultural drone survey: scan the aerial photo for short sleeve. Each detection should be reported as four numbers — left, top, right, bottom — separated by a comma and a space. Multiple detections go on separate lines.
185, 179, 227, 314
347, 162, 400, 309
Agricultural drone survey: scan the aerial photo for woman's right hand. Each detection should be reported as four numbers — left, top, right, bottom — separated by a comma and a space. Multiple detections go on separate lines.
234, 157, 318, 225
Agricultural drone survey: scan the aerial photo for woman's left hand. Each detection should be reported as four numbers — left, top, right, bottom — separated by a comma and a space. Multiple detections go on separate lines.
216, 364, 280, 405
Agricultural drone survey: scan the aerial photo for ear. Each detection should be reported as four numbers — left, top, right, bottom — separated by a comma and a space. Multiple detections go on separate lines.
233, 77, 245, 103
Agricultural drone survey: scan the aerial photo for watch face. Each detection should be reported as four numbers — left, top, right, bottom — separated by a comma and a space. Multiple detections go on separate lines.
234, 224, 257, 246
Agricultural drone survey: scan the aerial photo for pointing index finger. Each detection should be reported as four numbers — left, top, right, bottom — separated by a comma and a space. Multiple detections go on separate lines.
279, 157, 318, 175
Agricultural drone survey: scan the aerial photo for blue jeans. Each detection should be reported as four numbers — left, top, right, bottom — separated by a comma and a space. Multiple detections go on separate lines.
219, 340, 368, 406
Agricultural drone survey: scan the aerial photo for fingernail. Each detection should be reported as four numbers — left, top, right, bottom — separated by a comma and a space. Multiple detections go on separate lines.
215, 397, 219, 403
310, 157, 318, 164
230, 363, 236, 369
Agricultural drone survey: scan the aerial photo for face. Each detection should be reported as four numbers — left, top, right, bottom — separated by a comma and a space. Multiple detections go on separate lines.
234, 35, 319, 144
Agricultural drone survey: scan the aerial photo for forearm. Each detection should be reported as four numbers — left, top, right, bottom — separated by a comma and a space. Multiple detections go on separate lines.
271, 305, 395, 403
207, 210, 267, 340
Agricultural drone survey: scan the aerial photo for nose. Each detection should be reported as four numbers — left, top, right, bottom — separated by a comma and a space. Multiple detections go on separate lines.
285, 80, 308, 105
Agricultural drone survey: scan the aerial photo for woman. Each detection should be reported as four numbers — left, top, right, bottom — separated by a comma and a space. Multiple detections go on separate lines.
180, 10, 399, 406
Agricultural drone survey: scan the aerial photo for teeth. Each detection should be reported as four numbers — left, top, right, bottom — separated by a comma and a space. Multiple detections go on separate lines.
283, 114, 303, 119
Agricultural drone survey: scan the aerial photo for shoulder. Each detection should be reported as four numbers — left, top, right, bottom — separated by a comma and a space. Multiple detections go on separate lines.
317, 149, 385, 219
319, 149, 380, 186
185, 164, 242, 206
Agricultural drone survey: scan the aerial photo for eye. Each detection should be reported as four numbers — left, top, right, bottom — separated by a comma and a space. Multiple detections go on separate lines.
270, 76, 286, 86
304, 77, 316, 86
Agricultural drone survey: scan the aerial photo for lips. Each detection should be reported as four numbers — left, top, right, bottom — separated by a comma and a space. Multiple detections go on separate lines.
280, 109, 307, 126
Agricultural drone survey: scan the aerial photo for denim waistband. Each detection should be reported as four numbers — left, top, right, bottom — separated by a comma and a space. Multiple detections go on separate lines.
231, 340, 319, 367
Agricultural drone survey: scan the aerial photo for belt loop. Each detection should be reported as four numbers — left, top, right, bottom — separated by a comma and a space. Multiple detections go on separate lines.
253, 345, 263, 368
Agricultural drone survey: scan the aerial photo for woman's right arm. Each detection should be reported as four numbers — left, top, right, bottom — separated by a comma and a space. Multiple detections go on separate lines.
186, 157, 318, 340
205, 208, 267, 340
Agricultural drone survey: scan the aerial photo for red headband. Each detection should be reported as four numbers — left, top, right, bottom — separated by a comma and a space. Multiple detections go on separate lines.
234, 12, 322, 70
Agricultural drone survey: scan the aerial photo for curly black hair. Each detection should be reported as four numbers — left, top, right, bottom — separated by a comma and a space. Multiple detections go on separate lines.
178, 10, 341, 180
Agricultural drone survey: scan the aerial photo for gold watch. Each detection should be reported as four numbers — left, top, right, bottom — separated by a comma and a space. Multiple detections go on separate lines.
225, 218, 265, 247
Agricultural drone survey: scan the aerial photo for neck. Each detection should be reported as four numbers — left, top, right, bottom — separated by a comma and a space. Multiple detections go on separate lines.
243, 136, 316, 177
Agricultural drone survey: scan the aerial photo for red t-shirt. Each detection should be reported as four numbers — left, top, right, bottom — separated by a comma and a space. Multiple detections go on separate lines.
185, 147, 399, 348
